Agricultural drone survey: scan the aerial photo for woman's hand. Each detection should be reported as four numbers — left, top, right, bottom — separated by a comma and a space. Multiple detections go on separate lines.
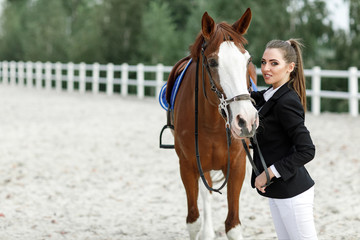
255, 167, 275, 193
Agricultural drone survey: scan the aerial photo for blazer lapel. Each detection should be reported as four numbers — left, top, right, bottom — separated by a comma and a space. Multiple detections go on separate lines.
259, 98, 276, 117
259, 84, 291, 117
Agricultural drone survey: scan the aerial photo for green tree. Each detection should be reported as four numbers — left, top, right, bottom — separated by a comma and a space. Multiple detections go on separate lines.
182, 0, 209, 52
139, 1, 182, 65
161, 0, 193, 31
22, 0, 69, 62
324, 0, 360, 112
0, 0, 28, 61
100, 0, 147, 64
0, 0, 351, 71
64, 0, 105, 63
289, 0, 335, 68
346, 0, 360, 66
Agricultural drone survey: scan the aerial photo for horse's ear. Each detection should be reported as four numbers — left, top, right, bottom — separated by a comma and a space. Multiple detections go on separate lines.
248, 62, 257, 85
201, 12, 215, 40
232, 8, 252, 35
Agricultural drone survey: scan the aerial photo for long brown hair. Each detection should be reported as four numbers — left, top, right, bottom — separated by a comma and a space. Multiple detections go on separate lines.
265, 39, 307, 111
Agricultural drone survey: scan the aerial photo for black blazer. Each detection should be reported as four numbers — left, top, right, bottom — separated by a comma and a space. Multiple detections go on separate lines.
250, 83, 315, 199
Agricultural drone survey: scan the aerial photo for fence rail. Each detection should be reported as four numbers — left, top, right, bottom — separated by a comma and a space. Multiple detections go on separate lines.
1, 61, 359, 116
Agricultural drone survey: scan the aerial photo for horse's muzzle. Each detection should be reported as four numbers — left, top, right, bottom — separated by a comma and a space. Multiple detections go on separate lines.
231, 113, 258, 138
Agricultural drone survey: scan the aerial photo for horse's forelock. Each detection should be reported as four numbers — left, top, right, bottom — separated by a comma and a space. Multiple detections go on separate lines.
218, 22, 248, 51
189, 22, 248, 60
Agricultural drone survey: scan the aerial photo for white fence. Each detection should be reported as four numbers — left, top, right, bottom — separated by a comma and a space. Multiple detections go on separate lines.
0, 61, 359, 116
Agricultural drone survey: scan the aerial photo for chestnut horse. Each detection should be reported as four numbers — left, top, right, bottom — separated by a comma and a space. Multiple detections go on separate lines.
165, 9, 258, 240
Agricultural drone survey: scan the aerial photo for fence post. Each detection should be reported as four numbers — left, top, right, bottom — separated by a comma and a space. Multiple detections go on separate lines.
121, 63, 128, 97
67, 62, 74, 92
79, 62, 86, 94
156, 64, 164, 98
26, 62, 33, 88
106, 63, 114, 96
349, 67, 358, 117
36, 62, 42, 90
10, 61, 16, 86
311, 66, 321, 115
137, 63, 144, 99
92, 63, 99, 94
55, 62, 62, 92
18, 62, 24, 87
2, 61, 8, 85
45, 62, 52, 90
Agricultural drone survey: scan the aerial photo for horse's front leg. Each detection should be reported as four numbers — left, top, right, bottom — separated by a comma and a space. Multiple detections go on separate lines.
225, 153, 247, 240
180, 161, 201, 240
198, 172, 215, 240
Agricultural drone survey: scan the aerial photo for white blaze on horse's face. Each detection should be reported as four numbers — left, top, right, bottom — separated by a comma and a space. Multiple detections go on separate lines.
217, 41, 259, 138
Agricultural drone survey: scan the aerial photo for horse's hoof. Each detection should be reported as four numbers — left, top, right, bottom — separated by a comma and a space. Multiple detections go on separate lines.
187, 218, 202, 240
199, 231, 215, 240
226, 224, 243, 240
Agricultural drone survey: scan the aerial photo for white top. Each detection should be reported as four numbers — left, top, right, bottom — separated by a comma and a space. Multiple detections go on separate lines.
262, 84, 284, 178
263, 85, 281, 101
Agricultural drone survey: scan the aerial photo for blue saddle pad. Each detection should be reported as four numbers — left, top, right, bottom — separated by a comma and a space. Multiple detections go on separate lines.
159, 58, 192, 111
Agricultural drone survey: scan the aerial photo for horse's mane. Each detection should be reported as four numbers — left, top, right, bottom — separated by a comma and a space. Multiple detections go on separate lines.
189, 22, 248, 60
165, 55, 191, 103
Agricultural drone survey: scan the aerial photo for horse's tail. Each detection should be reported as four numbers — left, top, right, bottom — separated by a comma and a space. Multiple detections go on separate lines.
210, 170, 225, 187
165, 55, 192, 104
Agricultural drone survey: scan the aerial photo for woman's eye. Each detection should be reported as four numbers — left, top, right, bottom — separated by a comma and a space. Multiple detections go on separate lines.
271, 62, 279, 66
208, 59, 218, 68
261, 60, 266, 65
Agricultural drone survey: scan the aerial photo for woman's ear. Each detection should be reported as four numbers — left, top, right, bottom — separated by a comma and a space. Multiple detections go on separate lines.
288, 62, 295, 73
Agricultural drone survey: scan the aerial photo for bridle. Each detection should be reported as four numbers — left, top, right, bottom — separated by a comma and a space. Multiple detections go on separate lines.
200, 42, 255, 128
195, 41, 272, 194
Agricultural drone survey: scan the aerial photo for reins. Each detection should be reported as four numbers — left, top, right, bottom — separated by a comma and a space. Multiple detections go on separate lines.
195, 57, 231, 194
241, 135, 273, 188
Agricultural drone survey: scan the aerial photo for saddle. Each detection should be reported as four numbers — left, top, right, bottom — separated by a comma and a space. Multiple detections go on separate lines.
166, 56, 192, 105
159, 56, 192, 111
159, 56, 192, 149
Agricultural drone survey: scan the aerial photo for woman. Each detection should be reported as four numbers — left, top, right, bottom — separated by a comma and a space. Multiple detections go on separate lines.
251, 39, 317, 240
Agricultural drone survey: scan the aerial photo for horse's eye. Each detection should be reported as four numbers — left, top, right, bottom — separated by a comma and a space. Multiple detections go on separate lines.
208, 59, 218, 68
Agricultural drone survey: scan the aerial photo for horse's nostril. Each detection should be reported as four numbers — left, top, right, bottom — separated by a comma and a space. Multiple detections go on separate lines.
237, 117, 246, 128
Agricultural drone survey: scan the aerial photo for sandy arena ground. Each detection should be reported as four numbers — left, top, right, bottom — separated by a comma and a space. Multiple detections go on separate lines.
0, 85, 359, 240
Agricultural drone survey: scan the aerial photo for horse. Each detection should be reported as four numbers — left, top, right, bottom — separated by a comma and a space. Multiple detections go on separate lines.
163, 8, 258, 240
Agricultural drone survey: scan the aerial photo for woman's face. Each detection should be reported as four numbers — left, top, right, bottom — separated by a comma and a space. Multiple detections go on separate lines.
261, 48, 295, 89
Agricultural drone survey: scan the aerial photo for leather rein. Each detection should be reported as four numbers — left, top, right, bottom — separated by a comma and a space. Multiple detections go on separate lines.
195, 44, 272, 194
